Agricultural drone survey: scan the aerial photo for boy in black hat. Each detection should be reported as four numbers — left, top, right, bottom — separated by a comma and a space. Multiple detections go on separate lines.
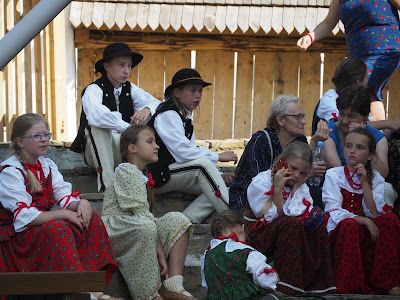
71, 43, 161, 191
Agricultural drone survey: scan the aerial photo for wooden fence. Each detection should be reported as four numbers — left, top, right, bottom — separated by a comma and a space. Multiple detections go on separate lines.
2, 1, 400, 142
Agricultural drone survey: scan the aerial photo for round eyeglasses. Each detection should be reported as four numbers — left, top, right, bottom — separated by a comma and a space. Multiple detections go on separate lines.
284, 114, 306, 123
22, 132, 52, 142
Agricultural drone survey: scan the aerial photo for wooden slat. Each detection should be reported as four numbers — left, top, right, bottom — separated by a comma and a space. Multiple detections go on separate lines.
387, 70, 400, 120
234, 52, 253, 138
323, 52, 345, 93
237, 5, 249, 33
44, 23, 55, 137
226, 5, 239, 33
271, 6, 283, 34
33, 33, 43, 117
92, 2, 105, 29
81, 2, 94, 29
253, 52, 275, 133
195, 50, 214, 139
305, 7, 317, 32
215, 5, 227, 32
137, 50, 164, 100
0, 272, 105, 295
115, 3, 128, 30
103, 2, 116, 29
273, 52, 299, 98
77, 48, 95, 128
94, 48, 104, 82
126, 3, 138, 29
282, 6, 295, 34
294, 6, 306, 34
0, 0, 5, 140
259, 6, 272, 34
148, 4, 161, 30
193, 5, 205, 31
164, 51, 191, 87
15, 0, 24, 116
249, 6, 261, 33
70, 1, 83, 28
137, 3, 149, 29
213, 51, 234, 139
170, 5, 183, 31
182, 5, 194, 31
204, 5, 217, 32
299, 52, 321, 136
159, 4, 172, 30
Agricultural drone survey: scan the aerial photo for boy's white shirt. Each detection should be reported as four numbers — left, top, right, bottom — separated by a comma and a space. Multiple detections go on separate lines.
154, 110, 219, 164
82, 82, 161, 133
201, 238, 278, 293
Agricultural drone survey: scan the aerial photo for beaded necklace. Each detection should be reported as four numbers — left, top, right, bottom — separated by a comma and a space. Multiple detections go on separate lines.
344, 166, 362, 190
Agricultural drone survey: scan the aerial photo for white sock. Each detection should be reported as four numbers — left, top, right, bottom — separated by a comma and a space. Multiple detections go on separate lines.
163, 275, 192, 297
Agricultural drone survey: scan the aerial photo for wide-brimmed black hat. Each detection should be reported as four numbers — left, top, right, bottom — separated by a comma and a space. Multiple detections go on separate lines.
164, 68, 211, 98
95, 43, 143, 75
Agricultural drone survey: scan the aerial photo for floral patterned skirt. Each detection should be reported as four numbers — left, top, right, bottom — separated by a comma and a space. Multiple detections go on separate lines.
245, 215, 336, 295
0, 212, 117, 284
330, 213, 400, 294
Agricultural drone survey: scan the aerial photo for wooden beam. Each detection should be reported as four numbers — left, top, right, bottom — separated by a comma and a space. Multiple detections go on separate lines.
76, 30, 347, 52
0, 272, 106, 295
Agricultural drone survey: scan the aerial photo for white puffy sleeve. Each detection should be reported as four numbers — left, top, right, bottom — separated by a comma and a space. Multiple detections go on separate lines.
246, 250, 278, 290
322, 168, 356, 233
247, 170, 278, 222
363, 170, 387, 218
130, 82, 161, 116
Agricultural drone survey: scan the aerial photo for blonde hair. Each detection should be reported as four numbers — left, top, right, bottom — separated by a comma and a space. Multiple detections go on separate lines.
210, 210, 245, 238
260, 141, 313, 215
120, 125, 156, 211
10, 113, 49, 193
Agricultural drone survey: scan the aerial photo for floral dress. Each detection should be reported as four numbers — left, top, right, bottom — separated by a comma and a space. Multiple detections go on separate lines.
101, 163, 193, 300
339, 0, 400, 101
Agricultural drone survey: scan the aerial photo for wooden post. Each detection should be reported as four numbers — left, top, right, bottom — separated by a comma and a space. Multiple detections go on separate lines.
0, 0, 5, 141
137, 50, 164, 100
23, 0, 33, 114
77, 48, 95, 128
44, 23, 55, 137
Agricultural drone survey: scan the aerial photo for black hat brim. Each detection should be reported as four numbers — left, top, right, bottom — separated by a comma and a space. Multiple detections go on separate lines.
95, 52, 143, 74
164, 79, 212, 98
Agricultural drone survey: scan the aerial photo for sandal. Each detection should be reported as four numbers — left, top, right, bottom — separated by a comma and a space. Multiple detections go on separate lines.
162, 289, 198, 300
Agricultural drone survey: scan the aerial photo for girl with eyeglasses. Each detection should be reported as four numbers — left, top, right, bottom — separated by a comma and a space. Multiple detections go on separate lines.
0, 113, 118, 299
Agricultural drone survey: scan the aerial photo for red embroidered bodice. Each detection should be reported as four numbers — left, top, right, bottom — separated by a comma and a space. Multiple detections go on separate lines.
340, 188, 363, 214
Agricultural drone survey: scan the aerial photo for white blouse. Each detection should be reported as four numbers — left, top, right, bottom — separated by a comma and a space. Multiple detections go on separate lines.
82, 82, 161, 133
247, 169, 313, 223
153, 109, 218, 164
322, 167, 387, 233
201, 238, 278, 292
0, 156, 80, 232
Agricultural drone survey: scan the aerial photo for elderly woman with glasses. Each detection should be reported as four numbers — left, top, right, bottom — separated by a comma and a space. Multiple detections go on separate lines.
229, 95, 331, 213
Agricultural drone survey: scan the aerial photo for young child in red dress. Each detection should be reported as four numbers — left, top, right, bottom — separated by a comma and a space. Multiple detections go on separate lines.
0, 113, 118, 297
323, 127, 400, 295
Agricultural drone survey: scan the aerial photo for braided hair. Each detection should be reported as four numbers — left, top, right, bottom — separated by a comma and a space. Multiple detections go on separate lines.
210, 210, 244, 238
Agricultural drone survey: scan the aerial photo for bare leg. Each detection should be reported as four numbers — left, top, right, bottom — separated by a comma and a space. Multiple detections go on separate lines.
370, 100, 386, 121
167, 229, 189, 277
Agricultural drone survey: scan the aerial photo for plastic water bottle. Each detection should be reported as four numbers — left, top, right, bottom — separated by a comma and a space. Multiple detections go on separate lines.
309, 141, 324, 186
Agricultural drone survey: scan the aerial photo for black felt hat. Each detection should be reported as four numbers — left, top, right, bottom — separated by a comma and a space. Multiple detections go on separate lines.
164, 68, 211, 98
95, 43, 143, 75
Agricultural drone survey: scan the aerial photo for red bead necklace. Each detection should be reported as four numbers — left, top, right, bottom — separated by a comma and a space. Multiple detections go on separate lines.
344, 166, 362, 190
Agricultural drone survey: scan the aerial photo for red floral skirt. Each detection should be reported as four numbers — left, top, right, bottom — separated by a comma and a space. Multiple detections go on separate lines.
245, 216, 336, 295
330, 213, 400, 294
0, 212, 117, 284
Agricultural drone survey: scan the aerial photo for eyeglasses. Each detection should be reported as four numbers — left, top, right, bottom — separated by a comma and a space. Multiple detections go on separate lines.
284, 114, 306, 123
22, 132, 52, 142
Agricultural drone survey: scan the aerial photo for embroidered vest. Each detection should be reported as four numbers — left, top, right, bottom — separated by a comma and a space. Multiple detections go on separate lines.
340, 188, 363, 214
147, 103, 193, 188
70, 75, 133, 153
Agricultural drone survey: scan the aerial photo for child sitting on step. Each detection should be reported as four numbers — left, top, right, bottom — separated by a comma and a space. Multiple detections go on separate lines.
201, 210, 284, 300
0, 113, 118, 298
101, 124, 195, 300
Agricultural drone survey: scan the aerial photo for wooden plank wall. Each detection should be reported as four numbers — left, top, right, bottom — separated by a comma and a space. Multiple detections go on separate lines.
0, 0, 58, 141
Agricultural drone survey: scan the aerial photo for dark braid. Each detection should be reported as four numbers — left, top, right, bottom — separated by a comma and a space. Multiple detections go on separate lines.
210, 210, 244, 238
